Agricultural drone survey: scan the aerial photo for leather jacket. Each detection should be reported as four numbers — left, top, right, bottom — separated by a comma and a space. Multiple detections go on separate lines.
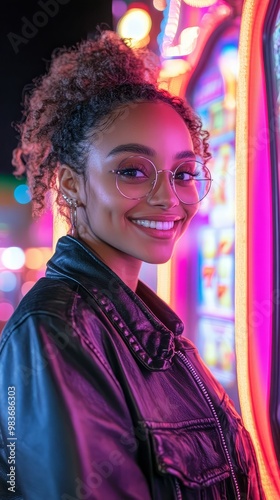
0, 236, 264, 499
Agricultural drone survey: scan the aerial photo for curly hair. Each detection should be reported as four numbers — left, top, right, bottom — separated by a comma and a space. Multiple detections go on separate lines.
12, 29, 211, 217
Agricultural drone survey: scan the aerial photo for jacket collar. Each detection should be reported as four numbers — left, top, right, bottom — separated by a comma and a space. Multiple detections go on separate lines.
46, 236, 184, 371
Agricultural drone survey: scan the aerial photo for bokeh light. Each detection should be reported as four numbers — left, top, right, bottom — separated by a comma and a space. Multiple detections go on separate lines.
112, 0, 127, 18
0, 223, 9, 238
117, 8, 152, 46
0, 302, 14, 322
21, 281, 36, 297
1, 247, 25, 270
160, 58, 189, 78
40, 247, 53, 262
25, 269, 40, 282
36, 269, 46, 280
25, 248, 45, 270
0, 271, 17, 292
153, 0, 167, 11
14, 184, 31, 204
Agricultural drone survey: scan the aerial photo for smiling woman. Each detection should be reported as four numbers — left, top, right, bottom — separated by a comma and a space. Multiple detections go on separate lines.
59, 101, 203, 284
0, 29, 264, 500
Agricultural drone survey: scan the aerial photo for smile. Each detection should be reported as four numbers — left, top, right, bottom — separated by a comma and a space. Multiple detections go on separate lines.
132, 220, 175, 230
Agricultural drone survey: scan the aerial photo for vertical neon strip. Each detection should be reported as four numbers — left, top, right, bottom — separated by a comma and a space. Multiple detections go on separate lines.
236, 0, 280, 496
52, 193, 68, 251
157, 261, 171, 304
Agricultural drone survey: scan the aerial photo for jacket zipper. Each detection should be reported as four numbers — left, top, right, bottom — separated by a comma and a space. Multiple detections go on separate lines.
174, 477, 183, 500
176, 350, 241, 500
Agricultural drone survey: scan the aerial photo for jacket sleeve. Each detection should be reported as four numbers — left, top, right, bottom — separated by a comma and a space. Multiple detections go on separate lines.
0, 313, 152, 500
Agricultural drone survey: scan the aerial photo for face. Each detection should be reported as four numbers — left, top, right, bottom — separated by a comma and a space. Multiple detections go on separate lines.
71, 102, 199, 267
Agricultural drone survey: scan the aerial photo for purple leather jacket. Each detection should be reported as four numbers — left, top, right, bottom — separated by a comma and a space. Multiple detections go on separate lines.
0, 236, 265, 499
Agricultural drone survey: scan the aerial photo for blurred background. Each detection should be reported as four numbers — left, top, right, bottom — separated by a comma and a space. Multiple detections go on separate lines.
0, 1, 279, 496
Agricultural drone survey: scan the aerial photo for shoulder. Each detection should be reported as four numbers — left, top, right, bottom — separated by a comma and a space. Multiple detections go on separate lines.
2, 274, 102, 325
0, 277, 120, 392
0, 276, 106, 358
1, 279, 65, 344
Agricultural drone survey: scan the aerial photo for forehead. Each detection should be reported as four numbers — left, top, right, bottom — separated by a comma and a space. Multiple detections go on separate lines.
91, 101, 193, 156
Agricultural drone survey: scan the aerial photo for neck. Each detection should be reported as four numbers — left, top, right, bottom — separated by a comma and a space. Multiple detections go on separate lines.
76, 230, 142, 292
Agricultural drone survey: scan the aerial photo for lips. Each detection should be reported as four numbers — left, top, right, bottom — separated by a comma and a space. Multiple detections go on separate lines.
132, 219, 175, 230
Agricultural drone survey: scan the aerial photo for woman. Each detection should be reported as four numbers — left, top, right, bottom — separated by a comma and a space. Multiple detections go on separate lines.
0, 30, 264, 499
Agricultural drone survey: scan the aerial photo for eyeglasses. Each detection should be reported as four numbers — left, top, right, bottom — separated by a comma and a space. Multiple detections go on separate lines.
110, 155, 212, 205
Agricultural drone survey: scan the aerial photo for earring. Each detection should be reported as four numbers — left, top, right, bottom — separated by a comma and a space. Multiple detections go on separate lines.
62, 194, 78, 236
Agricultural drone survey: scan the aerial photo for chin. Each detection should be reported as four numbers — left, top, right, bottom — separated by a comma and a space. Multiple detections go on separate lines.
142, 254, 173, 265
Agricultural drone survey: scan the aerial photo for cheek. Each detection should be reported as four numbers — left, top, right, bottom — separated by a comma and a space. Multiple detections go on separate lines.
189, 205, 199, 219
178, 205, 198, 235
184, 204, 198, 223
84, 177, 114, 209
85, 183, 135, 224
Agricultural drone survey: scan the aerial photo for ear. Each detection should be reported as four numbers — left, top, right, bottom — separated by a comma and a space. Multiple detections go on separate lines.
58, 164, 84, 204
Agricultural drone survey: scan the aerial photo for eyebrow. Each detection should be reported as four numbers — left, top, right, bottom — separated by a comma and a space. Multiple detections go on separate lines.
106, 143, 196, 160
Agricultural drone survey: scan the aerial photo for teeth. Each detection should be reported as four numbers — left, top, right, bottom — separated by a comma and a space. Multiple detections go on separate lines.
133, 220, 175, 230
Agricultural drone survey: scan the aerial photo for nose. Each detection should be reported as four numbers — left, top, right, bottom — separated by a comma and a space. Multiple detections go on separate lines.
146, 170, 179, 208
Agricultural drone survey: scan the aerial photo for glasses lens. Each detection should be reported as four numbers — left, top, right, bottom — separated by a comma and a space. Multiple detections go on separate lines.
174, 161, 212, 204
115, 156, 156, 199
114, 156, 212, 204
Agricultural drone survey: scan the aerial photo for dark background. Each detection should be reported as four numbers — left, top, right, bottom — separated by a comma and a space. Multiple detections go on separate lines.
0, 0, 113, 175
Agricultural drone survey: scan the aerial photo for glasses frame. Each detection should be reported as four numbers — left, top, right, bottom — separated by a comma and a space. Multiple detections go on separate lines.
110, 155, 212, 205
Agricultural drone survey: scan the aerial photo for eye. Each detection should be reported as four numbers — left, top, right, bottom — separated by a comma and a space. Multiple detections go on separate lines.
174, 162, 200, 182
175, 171, 194, 181
116, 167, 146, 179
115, 157, 153, 183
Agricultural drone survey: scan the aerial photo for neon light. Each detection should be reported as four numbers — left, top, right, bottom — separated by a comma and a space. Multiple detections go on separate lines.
158, 1, 232, 94
183, 0, 217, 6
157, 260, 171, 303
218, 46, 238, 110
160, 58, 190, 78
52, 198, 68, 251
236, 0, 280, 496
158, 0, 182, 58
164, 26, 200, 57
